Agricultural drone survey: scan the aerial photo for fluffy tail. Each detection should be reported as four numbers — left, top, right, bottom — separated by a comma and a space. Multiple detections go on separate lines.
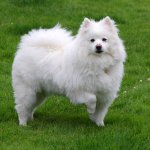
19, 24, 73, 51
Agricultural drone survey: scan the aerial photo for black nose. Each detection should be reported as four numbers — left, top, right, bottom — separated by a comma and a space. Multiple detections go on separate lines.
96, 45, 102, 50
96, 45, 103, 53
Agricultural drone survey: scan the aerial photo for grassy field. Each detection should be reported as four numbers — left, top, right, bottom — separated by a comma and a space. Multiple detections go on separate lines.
0, 0, 150, 149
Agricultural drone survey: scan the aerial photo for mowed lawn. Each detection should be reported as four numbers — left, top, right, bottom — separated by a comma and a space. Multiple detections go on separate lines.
0, 0, 150, 149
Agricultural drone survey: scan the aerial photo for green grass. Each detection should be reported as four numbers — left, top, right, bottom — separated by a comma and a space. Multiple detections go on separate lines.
0, 0, 150, 149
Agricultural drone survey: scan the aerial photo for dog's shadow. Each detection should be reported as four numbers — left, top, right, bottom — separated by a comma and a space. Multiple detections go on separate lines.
33, 112, 95, 128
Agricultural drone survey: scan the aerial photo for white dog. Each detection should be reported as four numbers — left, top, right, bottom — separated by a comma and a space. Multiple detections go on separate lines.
12, 17, 126, 126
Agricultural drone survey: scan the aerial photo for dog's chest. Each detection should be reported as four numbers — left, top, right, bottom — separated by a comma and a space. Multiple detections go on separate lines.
79, 68, 109, 92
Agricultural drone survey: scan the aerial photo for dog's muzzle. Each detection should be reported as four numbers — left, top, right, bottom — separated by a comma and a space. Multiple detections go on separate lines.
95, 45, 103, 53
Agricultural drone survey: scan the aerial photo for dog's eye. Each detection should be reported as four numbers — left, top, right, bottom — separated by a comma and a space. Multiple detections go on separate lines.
90, 39, 95, 42
102, 38, 107, 42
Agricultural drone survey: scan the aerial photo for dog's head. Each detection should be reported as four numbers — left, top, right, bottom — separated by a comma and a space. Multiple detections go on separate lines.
77, 17, 122, 57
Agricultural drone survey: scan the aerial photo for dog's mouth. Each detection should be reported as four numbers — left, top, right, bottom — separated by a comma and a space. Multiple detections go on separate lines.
95, 49, 103, 54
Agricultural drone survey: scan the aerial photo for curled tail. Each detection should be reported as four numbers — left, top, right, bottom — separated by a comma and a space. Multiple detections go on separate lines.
19, 24, 73, 51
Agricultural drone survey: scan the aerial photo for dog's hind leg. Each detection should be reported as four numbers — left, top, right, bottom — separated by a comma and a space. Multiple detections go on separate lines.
30, 92, 46, 121
14, 83, 45, 126
14, 85, 36, 126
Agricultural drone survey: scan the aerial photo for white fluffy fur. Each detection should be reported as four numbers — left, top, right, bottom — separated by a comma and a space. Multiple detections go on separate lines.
12, 17, 126, 126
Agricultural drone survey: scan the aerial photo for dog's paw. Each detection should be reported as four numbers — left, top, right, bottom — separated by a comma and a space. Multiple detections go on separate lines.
86, 98, 96, 114
19, 121, 27, 126
19, 117, 28, 126
89, 114, 105, 127
96, 120, 105, 127
87, 103, 96, 114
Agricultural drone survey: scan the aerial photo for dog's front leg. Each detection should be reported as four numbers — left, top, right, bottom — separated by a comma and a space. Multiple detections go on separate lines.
68, 92, 97, 114
89, 93, 115, 127
89, 101, 111, 126
85, 93, 97, 114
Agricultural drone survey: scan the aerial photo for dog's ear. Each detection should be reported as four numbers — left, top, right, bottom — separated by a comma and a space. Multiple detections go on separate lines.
82, 18, 91, 28
102, 16, 114, 26
102, 16, 118, 33
79, 17, 91, 33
